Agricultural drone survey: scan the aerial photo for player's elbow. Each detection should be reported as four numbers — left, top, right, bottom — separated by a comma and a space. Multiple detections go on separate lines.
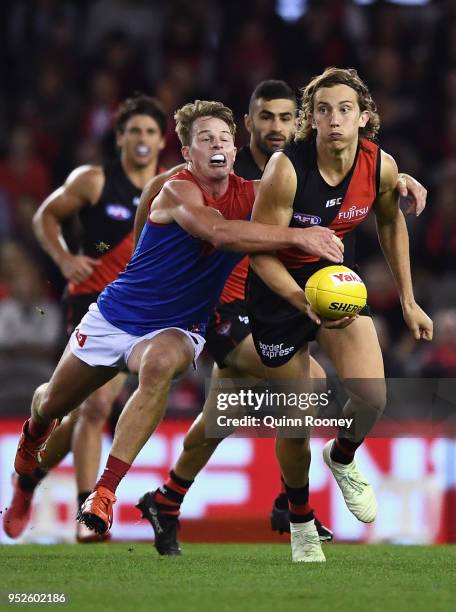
32, 208, 44, 237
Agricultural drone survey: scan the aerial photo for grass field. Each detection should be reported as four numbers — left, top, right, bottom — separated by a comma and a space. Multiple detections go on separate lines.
1, 543, 455, 611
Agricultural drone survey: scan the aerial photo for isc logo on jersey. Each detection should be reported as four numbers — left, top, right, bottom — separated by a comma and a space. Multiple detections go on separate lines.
305, 265, 367, 320
326, 197, 342, 208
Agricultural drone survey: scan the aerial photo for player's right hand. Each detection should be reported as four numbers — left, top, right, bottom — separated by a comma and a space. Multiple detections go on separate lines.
299, 295, 358, 329
60, 254, 101, 284
297, 227, 344, 263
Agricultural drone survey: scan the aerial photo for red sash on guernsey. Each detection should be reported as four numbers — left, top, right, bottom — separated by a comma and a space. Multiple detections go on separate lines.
278, 139, 379, 269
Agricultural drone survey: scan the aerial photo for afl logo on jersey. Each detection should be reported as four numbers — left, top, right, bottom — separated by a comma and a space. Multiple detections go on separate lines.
105, 204, 132, 221
293, 212, 322, 226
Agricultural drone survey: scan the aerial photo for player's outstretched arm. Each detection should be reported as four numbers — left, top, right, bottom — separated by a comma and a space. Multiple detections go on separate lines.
33, 166, 104, 284
375, 152, 433, 341
133, 164, 185, 248
396, 172, 427, 216
158, 169, 344, 258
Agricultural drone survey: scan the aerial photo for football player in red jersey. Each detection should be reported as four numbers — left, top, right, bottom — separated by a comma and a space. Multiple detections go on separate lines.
3, 95, 167, 542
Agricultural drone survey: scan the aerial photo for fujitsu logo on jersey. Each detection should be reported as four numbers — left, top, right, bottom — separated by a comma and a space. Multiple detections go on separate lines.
330, 271, 363, 285
337, 205, 369, 222
293, 212, 322, 226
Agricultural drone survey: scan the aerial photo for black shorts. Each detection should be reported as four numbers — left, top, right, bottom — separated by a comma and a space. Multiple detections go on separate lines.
247, 267, 370, 369
205, 299, 251, 368
63, 292, 99, 338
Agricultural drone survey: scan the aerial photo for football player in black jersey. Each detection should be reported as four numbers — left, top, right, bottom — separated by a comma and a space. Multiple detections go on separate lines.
3, 95, 167, 543
248, 67, 433, 562
134, 81, 428, 557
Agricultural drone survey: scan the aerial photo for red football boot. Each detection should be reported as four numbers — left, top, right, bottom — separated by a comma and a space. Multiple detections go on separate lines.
76, 487, 117, 535
2, 474, 34, 539
76, 521, 112, 543
14, 419, 57, 477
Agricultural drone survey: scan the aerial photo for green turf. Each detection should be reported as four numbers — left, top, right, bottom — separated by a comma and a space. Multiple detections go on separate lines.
1, 543, 455, 612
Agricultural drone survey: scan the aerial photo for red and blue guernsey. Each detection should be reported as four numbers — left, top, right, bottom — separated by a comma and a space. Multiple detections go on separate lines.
97, 169, 254, 336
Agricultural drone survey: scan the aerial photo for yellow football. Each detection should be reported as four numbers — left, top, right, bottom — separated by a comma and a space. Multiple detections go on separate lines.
304, 265, 367, 320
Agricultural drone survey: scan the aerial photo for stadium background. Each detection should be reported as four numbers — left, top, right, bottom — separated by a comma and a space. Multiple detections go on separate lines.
0, 0, 455, 544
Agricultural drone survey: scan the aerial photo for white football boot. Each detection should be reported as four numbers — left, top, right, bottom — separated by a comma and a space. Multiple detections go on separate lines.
323, 439, 377, 523
290, 520, 326, 563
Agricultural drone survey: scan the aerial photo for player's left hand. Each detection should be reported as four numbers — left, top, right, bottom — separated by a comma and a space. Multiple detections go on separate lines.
402, 302, 433, 341
321, 315, 359, 329
396, 173, 427, 216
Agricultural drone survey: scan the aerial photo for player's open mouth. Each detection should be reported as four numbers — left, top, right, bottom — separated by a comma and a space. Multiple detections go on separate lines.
209, 154, 226, 166
136, 144, 151, 156
266, 136, 285, 146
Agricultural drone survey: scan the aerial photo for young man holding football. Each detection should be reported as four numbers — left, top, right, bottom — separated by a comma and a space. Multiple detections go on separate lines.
247, 67, 432, 562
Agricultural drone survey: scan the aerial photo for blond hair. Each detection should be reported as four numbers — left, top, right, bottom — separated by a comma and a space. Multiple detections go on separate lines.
174, 100, 236, 146
296, 67, 380, 142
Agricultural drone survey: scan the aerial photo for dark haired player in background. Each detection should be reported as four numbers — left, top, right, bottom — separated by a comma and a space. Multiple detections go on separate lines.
3, 95, 167, 543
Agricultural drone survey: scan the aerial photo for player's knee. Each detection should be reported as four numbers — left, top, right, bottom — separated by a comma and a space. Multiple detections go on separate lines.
37, 388, 67, 420
33, 382, 48, 406
140, 351, 181, 385
365, 382, 386, 415
373, 387, 387, 415
79, 396, 112, 424
310, 359, 326, 381
346, 379, 387, 415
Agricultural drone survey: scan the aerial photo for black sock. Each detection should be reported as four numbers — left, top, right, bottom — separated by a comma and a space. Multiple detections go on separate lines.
275, 475, 288, 509
18, 468, 48, 492
153, 470, 194, 517
284, 482, 314, 524
275, 493, 289, 510
78, 491, 91, 509
330, 437, 364, 465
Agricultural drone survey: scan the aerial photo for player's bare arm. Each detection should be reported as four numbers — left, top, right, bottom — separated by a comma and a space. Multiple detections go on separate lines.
375, 152, 433, 341
249, 153, 345, 325
33, 165, 104, 284
133, 164, 185, 248
396, 172, 427, 216
153, 173, 345, 256
249, 153, 308, 311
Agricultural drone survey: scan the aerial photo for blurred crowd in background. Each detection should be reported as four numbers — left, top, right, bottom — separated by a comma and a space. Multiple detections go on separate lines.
0, 0, 455, 416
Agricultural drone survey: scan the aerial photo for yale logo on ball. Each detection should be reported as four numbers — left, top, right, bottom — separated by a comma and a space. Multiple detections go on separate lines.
305, 265, 367, 320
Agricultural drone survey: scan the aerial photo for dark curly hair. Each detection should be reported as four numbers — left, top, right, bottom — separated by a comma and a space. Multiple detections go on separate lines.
114, 94, 167, 136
